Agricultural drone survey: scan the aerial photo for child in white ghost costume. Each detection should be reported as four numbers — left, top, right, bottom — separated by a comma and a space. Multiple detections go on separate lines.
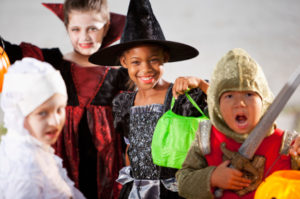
0, 58, 85, 199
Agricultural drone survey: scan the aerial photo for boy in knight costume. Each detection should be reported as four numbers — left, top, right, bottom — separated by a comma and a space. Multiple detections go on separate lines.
176, 48, 300, 199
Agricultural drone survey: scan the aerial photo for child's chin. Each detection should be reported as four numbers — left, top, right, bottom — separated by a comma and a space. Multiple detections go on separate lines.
235, 131, 250, 135
234, 128, 251, 135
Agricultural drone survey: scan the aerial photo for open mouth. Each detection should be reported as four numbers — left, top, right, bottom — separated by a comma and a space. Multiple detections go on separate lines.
45, 130, 58, 138
235, 114, 248, 129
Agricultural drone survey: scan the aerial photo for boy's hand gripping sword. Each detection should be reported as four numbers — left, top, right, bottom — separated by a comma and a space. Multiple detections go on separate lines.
215, 66, 300, 197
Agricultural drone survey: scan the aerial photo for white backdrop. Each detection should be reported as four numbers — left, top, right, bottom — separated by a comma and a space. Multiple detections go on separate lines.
0, 0, 300, 130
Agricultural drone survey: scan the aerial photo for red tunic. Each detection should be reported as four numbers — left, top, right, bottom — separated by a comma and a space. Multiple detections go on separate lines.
205, 126, 291, 199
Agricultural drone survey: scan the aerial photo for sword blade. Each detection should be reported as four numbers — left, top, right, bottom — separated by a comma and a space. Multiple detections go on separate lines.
238, 66, 300, 159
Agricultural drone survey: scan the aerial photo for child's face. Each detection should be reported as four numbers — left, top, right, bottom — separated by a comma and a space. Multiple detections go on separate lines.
67, 10, 109, 56
24, 93, 67, 145
120, 44, 168, 90
219, 91, 263, 134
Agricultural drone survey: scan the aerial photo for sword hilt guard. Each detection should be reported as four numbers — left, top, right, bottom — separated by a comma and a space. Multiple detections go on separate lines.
214, 143, 265, 197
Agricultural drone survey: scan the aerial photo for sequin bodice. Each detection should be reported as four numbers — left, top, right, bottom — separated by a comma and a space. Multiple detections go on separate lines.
129, 104, 165, 179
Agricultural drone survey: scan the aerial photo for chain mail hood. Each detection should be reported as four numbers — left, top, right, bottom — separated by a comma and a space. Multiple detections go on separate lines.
207, 48, 274, 143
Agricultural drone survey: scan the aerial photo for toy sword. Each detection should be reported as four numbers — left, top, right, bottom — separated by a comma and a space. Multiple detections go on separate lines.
215, 65, 300, 197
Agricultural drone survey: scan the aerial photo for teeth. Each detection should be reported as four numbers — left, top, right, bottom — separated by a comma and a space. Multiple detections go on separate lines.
141, 77, 152, 80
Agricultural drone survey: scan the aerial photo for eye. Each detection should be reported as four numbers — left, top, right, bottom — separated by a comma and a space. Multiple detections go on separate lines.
131, 60, 140, 66
38, 111, 47, 117
245, 92, 255, 98
246, 92, 254, 97
224, 94, 233, 99
71, 28, 80, 32
88, 27, 98, 32
150, 58, 160, 64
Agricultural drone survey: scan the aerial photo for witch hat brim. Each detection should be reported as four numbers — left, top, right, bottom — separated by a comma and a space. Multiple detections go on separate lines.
42, 3, 125, 48
89, 0, 198, 66
89, 39, 199, 66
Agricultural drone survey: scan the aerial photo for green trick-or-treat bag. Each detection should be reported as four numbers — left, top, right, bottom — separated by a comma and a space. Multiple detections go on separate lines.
151, 92, 208, 169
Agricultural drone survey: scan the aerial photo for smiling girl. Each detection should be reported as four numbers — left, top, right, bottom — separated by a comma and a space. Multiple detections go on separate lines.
89, 0, 208, 198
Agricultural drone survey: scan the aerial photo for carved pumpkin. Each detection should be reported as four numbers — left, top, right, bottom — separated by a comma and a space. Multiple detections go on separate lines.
0, 46, 10, 92
255, 170, 300, 199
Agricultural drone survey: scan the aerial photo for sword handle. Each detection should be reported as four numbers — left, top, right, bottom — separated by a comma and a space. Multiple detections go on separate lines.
214, 188, 224, 198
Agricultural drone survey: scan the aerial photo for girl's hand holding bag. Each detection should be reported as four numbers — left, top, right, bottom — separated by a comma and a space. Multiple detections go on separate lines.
151, 92, 208, 169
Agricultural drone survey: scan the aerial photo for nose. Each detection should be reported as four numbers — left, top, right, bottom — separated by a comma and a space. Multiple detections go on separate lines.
81, 30, 91, 41
140, 61, 152, 72
235, 96, 247, 107
48, 113, 60, 126
239, 100, 246, 107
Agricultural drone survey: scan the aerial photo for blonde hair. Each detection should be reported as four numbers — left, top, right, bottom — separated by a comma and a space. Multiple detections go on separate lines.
63, 0, 110, 27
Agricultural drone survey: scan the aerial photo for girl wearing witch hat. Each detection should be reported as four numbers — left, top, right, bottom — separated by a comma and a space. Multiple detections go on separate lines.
89, 0, 209, 198
1, 0, 130, 198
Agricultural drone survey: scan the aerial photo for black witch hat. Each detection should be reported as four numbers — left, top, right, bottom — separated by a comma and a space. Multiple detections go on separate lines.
89, 0, 199, 66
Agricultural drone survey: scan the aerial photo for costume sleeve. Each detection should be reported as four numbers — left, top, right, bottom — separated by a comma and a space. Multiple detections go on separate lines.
116, 67, 131, 91
4, 177, 43, 199
172, 88, 208, 117
112, 92, 132, 138
1, 38, 63, 69
176, 136, 215, 199
109, 67, 131, 91
54, 155, 86, 199
2, 39, 23, 63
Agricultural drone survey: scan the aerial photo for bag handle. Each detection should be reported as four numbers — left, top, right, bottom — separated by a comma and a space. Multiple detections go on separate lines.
171, 92, 206, 116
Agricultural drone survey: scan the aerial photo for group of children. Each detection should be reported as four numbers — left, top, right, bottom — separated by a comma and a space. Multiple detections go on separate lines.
0, 0, 299, 199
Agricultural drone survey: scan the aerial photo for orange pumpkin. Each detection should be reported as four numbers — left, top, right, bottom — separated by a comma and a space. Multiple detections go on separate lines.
0, 45, 11, 92
255, 170, 300, 199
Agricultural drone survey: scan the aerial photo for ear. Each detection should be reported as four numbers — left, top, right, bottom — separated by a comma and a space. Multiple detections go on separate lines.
120, 55, 128, 69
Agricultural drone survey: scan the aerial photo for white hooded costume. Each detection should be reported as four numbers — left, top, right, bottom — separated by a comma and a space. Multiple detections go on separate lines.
0, 58, 85, 199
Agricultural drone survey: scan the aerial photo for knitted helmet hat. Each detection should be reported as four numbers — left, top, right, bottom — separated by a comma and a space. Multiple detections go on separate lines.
207, 48, 274, 143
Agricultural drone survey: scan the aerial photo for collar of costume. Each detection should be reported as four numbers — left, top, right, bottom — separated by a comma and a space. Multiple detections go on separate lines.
42, 3, 125, 48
